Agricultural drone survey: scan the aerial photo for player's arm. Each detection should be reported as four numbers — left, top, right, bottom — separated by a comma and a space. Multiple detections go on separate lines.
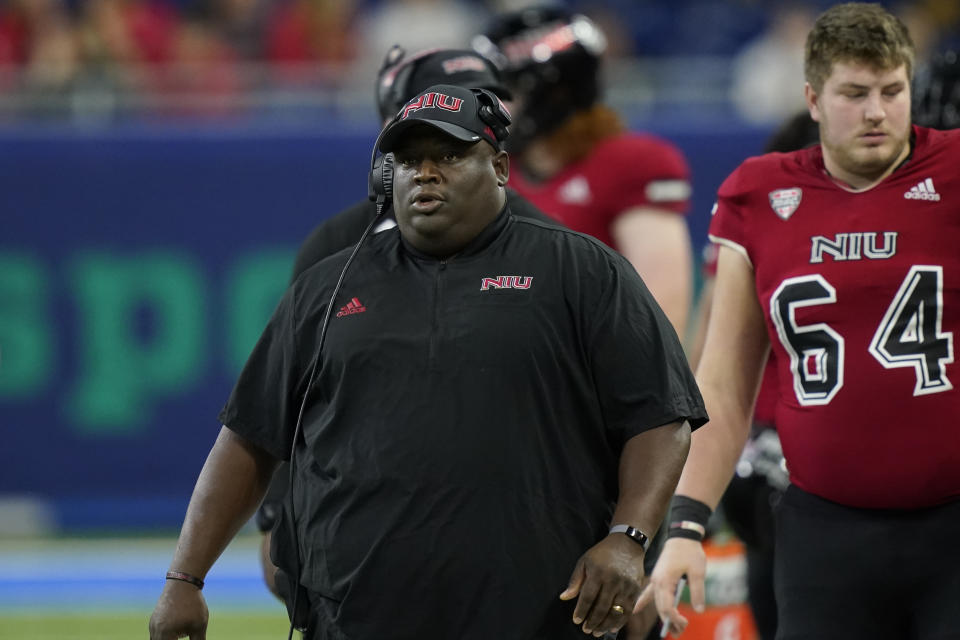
686, 265, 716, 371
636, 245, 769, 636
610, 206, 693, 341
149, 426, 279, 640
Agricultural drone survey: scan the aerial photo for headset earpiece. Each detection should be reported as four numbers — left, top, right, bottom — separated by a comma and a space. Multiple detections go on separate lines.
474, 88, 512, 145
368, 152, 394, 206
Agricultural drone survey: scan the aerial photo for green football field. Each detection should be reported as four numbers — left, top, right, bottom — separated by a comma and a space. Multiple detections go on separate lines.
0, 534, 299, 639
0, 612, 297, 640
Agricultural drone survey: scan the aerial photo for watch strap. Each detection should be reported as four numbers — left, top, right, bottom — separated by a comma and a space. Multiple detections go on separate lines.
609, 524, 651, 551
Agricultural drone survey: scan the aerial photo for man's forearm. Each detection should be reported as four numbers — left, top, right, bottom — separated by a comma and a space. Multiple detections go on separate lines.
168, 427, 279, 578
613, 421, 691, 536
674, 377, 755, 510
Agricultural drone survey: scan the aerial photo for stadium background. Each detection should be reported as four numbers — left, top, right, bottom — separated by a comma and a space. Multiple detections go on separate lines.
1, 0, 957, 637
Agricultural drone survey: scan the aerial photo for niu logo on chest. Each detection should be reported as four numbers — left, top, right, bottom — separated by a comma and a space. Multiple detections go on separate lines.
480, 276, 533, 291
809, 232, 897, 263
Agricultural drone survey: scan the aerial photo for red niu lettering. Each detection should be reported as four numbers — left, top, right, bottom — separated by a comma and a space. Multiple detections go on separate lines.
435, 94, 463, 111
336, 297, 367, 317
402, 92, 463, 119
480, 276, 533, 291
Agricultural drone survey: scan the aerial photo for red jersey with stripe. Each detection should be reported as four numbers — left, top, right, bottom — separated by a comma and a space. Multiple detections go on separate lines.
709, 125, 960, 509
508, 133, 691, 247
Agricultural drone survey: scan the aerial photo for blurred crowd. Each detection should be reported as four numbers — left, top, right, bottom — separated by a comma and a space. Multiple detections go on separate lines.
0, 0, 957, 123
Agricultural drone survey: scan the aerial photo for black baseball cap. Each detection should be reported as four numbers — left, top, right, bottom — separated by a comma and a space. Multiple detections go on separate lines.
378, 84, 508, 152
376, 47, 512, 121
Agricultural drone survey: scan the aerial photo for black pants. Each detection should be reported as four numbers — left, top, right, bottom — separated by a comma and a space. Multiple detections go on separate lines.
773, 485, 960, 640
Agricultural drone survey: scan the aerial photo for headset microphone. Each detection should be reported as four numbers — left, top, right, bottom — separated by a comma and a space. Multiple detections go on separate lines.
284, 117, 397, 640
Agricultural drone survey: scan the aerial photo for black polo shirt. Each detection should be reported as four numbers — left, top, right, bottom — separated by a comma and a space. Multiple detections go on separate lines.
221, 207, 706, 639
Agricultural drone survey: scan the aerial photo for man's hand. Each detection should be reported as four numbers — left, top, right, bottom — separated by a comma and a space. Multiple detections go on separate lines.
560, 533, 646, 637
148, 580, 209, 640
635, 538, 706, 637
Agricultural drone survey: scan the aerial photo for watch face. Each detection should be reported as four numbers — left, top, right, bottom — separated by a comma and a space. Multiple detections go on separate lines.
626, 527, 649, 548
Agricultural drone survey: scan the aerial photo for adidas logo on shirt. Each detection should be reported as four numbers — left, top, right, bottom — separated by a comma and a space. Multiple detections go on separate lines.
336, 297, 366, 317
903, 178, 941, 201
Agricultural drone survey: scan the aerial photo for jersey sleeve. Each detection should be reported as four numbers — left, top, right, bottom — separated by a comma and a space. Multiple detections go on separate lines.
584, 248, 708, 440
707, 156, 765, 265
596, 134, 692, 217
218, 283, 307, 460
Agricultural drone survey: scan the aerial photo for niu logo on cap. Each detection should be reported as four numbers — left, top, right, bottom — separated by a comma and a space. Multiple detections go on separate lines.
402, 92, 463, 119
336, 297, 366, 317
480, 276, 533, 291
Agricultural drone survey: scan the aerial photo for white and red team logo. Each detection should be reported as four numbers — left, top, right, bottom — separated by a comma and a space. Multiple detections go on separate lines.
401, 92, 463, 120
769, 188, 803, 220
480, 276, 533, 290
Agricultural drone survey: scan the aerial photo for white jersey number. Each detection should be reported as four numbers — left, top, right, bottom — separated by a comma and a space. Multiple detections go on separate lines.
771, 266, 953, 406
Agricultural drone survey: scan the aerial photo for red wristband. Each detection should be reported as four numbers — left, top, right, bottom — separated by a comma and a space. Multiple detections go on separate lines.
166, 571, 204, 590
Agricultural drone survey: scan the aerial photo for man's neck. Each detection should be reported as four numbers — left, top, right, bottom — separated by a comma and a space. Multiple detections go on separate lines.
823, 140, 912, 192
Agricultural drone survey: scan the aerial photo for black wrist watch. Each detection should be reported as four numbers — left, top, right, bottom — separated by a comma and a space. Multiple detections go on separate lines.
609, 524, 651, 552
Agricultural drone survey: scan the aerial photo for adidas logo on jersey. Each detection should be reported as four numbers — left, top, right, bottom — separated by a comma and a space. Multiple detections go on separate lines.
903, 178, 941, 201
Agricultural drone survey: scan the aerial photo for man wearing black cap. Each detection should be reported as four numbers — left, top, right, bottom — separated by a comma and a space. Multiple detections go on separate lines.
289, 45, 555, 281
149, 84, 707, 640
253, 46, 557, 598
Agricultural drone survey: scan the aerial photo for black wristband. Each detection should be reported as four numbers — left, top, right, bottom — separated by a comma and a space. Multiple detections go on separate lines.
166, 571, 204, 590
666, 495, 712, 542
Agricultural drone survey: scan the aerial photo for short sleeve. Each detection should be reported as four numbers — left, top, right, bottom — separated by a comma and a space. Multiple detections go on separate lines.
600, 135, 692, 216
708, 157, 765, 263
585, 251, 708, 441
218, 284, 306, 461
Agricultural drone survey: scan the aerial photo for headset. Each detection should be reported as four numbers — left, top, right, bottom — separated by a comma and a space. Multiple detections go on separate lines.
367, 131, 396, 214
475, 87, 513, 144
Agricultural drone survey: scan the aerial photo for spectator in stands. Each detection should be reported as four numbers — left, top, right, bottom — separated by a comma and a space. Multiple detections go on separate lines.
729, 3, 815, 124
349, 0, 488, 91
265, 0, 359, 76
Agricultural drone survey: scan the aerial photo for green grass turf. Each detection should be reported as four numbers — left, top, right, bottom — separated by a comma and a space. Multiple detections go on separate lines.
0, 612, 299, 639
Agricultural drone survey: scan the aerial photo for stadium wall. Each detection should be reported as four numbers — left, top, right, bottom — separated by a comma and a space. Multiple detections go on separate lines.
0, 121, 769, 532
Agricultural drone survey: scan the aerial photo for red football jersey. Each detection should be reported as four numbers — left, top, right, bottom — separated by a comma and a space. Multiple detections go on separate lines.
508, 133, 691, 248
709, 126, 960, 509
